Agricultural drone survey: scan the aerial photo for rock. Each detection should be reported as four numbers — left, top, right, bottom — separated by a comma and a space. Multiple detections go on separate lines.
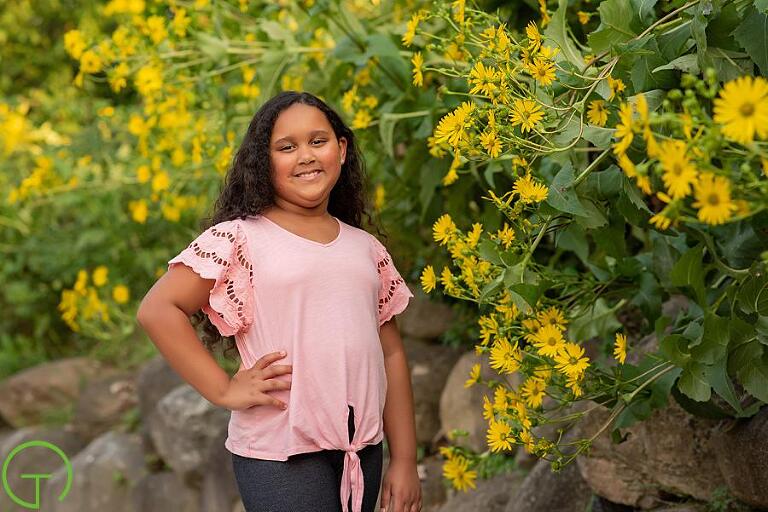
576, 399, 725, 508
0, 357, 117, 427
402, 337, 463, 446
397, 287, 455, 340
436, 467, 523, 512
414, 453, 450, 511
42, 430, 148, 512
507, 458, 593, 512
200, 435, 241, 512
135, 355, 185, 453
72, 372, 139, 442
0, 425, 87, 511
714, 406, 768, 509
440, 351, 521, 453
131, 471, 199, 512
147, 384, 230, 486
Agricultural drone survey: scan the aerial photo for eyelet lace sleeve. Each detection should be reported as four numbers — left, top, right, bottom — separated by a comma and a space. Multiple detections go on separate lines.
371, 235, 414, 327
167, 219, 254, 337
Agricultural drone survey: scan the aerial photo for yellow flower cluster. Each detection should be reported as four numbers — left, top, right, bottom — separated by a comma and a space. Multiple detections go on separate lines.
58, 267, 131, 332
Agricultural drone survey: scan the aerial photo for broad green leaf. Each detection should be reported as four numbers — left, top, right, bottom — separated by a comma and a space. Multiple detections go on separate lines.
670, 244, 706, 304
574, 199, 608, 229
690, 313, 730, 364
738, 354, 768, 402
509, 283, 540, 307
543, 0, 584, 68
678, 362, 712, 402
660, 334, 692, 367
479, 273, 504, 304
478, 239, 504, 266
652, 54, 700, 74
583, 165, 622, 199
587, 0, 638, 54
569, 298, 622, 340
546, 163, 590, 216
630, 38, 678, 91
738, 271, 768, 315
706, 357, 744, 416
631, 0, 659, 27
732, 6, 768, 75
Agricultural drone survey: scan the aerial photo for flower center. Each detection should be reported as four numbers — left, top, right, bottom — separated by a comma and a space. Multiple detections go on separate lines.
740, 102, 755, 117
546, 337, 558, 346
708, 193, 720, 206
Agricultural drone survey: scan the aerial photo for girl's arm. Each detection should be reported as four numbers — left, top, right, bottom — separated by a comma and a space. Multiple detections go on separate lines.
136, 265, 232, 407
380, 317, 422, 512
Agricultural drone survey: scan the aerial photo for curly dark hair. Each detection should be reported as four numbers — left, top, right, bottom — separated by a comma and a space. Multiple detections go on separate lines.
190, 90, 385, 360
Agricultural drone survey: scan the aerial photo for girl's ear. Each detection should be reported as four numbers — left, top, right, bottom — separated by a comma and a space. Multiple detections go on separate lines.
339, 136, 348, 164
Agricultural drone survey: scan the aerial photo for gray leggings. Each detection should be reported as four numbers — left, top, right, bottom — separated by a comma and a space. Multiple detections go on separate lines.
231, 405, 384, 512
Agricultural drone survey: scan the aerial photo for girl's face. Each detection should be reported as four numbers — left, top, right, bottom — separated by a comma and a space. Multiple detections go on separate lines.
268, 103, 347, 214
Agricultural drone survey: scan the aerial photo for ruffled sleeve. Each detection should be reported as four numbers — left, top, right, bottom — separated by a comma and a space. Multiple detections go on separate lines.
370, 235, 414, 327
167, 219, 254, 337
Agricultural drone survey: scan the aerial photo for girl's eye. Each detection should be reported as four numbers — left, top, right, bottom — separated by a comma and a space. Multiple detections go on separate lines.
279, 139, 325, 151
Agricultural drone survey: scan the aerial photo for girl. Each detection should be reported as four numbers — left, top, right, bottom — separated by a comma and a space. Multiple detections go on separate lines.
136, 91, 422, 512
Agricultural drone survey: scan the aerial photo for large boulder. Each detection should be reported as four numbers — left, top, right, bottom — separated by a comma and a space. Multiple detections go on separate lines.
507, 458, 593, 512
0, 425, 87, 511
576, 399, 725, 508
0, 357, 117, 427
42, 430, 148, 512
440, 351, 521, 453
714, 406, 768, 509
72, 372, 138, 442
436, 467, 523, 512
131, 471, 200, 512
134, 354, 185, 452
397, 288, 455, 340
402, 337, 463, 446
147, 384, 230, 485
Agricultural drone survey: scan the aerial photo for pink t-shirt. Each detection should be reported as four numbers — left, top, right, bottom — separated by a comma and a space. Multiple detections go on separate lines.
167, 213, 413, 512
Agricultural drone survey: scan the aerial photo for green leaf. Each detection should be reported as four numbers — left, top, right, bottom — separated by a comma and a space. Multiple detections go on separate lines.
479, 273, 504, 304
670, 244, 706, 304
738, 354, 768, 402
569, 298, 622, 340
546, 163, 590, 216
660, 334, 692, 367
652, 54, 700, 74
630, 37, 678, 91
543, 0, 584, 67
678, 362, 712, 402
738, 271, 768, 315
631, 0, 659, 27
583, 165, 623, 199
574, 199, 609, 229
478, 239, 504, 266
690, 314, 730, 364
509, 283, 540, 307
588, 0, 638, 54
732, 6, 768, 76
707, 357, 744, 416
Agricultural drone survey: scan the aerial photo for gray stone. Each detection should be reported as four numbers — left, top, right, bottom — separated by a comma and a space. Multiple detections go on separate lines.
507, 458, 593, 512
148, 384, 230, 486
131, 471, 199, 512
436, 467, 523, 512
397, 287, 455, 340
714, 406, 768, 509
72, 372, 138, 442
42, 430, 148, 512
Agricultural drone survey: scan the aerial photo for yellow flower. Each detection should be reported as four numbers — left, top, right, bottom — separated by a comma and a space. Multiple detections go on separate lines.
527, 58, 556, 86
587, 99, 608, 127
479, 130, 502, 158
536, 306, 567, 330
152, 171, 170, 193
577, 11, 590, 24
442, 454, 477, 492
411, 51, 424, 87
513, 173, 548, 203
373, 183, 385, 210
489, 337, 522, 375
440, 266, 458, 295
134, 63, 164, 98
79, 50, 103, 74
658, 139, 698, 199
464, 363, 481, 388
509, 99, 544, 133
129, 199, 148, 223
465, 223, 483, 248
614, 333, 627, 364
554, 342, 590, 377
525, 21, 541, 51
566, 374, 584, 397
92, 266, 109, 287
434, 101, 476, 147
494, 222, 515, 249
613, 102, 635, 154
64, 30, 87, 59
402, 10, 426, 47
433, 213, 458, 245
713, 75, 768, 145
487, 418, 515, 453
650, 212, 673, 231
692, 172, 737, 225
538, 0, 551, 25
608, 76, 626, 100
469, 61, 498, 97
420, 265, 437, 293
352, 109, 372, 129
442, 164, 460, 186
521, 377, 546, 408
112, 284, 130, 304
531, 324, 566, 358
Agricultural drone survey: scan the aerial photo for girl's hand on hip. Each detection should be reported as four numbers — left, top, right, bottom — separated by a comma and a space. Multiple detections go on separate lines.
380, 458, 422, 512
217, 351, 292, 411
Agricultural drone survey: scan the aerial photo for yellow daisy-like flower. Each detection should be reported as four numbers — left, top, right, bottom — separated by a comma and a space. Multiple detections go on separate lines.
420, 265, 437, 293
528, 58, 556, 86
554, 342, 590, 377
79, 50, 103, 74
525, 21, 541, 51
465, 223, 483, 248
433, 213, 457, 245
692, 172, 737, 225
509, 99, 545, 133
440, 266, 459, 295
658, 139, 698, 199
566, 374, 584, 397
577, 11, 590, 24
479, 130, 502, 158
613, 102, 635, 154
411, 51, 424, 87
607, 76, 626, 100
489, 337, 522, 375
469, 61, 498, 97
442, 454, 477, 492
521, 377, 546, 408
650, 212, 673, 231
487, 419, 516, 453
495, 222, 515, 249
112, 284, 130, 304
434, 101, 476, 147
464, 363, 481, 388
536, 306, 567, 330
587, 99, 608, 127
402, 10, 425, 47
531, 324, 566, 358
513, 173, 549, 203
64, 30, 87, 60
713, 75, 768, 145
614, 332, 627, 364
92, 266, 109, 287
